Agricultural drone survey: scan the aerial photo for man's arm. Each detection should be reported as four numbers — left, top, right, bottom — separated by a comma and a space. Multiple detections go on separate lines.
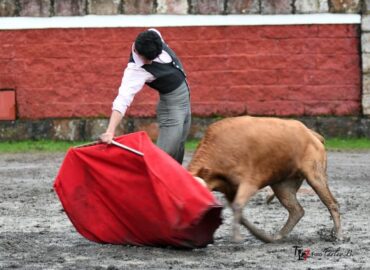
100, 110, 123, 144
100, 62, 154, 144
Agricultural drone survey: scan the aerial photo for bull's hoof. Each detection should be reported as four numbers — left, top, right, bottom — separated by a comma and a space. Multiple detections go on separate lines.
271, 234, 284, 243
331, 228, 346, 242
266, 194, 275, 204
232, 234, 244, 243
333, 231, 349, 242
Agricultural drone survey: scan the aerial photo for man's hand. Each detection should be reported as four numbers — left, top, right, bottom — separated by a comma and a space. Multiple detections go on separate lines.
100, 110, 123, 144
100, 132, 114, 144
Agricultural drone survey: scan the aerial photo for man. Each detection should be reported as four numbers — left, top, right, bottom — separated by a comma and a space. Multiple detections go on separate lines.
100, 29, 191, 164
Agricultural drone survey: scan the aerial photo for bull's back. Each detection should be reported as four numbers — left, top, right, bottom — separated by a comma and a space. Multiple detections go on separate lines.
203, 116, 312, 152
189, 116, 323, 180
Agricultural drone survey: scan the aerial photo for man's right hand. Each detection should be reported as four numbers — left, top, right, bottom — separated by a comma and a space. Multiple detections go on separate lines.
100, 132, 114, 144
101, 110, 123, 144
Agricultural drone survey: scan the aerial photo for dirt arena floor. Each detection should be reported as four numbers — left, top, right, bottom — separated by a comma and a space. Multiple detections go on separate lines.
0, 150, 370, 269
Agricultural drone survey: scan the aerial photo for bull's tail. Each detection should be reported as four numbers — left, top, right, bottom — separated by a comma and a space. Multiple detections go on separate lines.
310, 129, 325, 144
240, 215, 276, 243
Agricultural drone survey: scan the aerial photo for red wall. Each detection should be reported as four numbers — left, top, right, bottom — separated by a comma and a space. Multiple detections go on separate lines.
0, 25, 361, 119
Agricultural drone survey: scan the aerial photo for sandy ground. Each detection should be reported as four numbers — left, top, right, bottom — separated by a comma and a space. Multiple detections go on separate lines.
0, 150, 370, 270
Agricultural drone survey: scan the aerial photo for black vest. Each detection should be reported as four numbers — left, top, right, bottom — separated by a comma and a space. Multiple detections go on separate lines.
129, 43, 186, 94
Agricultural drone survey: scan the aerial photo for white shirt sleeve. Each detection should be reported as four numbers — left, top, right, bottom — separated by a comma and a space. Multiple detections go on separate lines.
112, 63, 154, 115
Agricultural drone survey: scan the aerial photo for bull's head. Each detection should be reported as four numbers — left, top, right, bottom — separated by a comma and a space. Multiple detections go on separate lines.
191, 167, 237, 203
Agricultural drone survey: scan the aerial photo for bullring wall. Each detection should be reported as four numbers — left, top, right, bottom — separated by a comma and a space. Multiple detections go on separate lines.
0, 0, 369, 140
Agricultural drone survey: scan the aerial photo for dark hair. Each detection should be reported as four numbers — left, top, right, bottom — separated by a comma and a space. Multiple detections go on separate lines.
134, 30, 163, 61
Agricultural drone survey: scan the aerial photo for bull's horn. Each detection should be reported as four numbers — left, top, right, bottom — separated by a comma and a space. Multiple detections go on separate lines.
193, 176, 207, 187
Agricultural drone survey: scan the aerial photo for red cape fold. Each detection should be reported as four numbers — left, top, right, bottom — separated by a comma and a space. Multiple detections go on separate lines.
54, 131, 222, 248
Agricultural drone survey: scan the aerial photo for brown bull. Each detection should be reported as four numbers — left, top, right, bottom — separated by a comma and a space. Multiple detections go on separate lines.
188, 116, 342, 243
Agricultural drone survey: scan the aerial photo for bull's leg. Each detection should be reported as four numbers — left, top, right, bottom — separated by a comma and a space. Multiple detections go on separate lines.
231, 182, 258, 243
240, 216, 275, 243
303, 161, 342, 240
265, 187, 275, 204
270, 179, 304, 241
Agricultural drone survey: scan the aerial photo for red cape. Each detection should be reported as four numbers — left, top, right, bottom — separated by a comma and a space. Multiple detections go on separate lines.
54, 131, 222, 248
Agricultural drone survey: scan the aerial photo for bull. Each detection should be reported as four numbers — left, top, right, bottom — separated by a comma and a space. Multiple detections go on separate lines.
188, 116, 342, 243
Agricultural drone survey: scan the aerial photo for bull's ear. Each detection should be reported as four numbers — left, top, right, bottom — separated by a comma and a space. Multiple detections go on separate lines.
198, 167, 211, 178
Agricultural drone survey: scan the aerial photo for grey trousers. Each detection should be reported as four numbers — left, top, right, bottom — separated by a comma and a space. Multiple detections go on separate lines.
156, 81, 191, 164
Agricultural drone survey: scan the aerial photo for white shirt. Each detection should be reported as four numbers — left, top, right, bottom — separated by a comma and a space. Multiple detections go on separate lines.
112, 29, 172, 115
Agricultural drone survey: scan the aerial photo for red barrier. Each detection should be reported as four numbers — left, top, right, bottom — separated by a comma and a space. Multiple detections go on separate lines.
0, 25, 361, 118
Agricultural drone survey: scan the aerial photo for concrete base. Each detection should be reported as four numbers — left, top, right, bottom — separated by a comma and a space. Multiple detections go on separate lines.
1, 116, 370, 141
